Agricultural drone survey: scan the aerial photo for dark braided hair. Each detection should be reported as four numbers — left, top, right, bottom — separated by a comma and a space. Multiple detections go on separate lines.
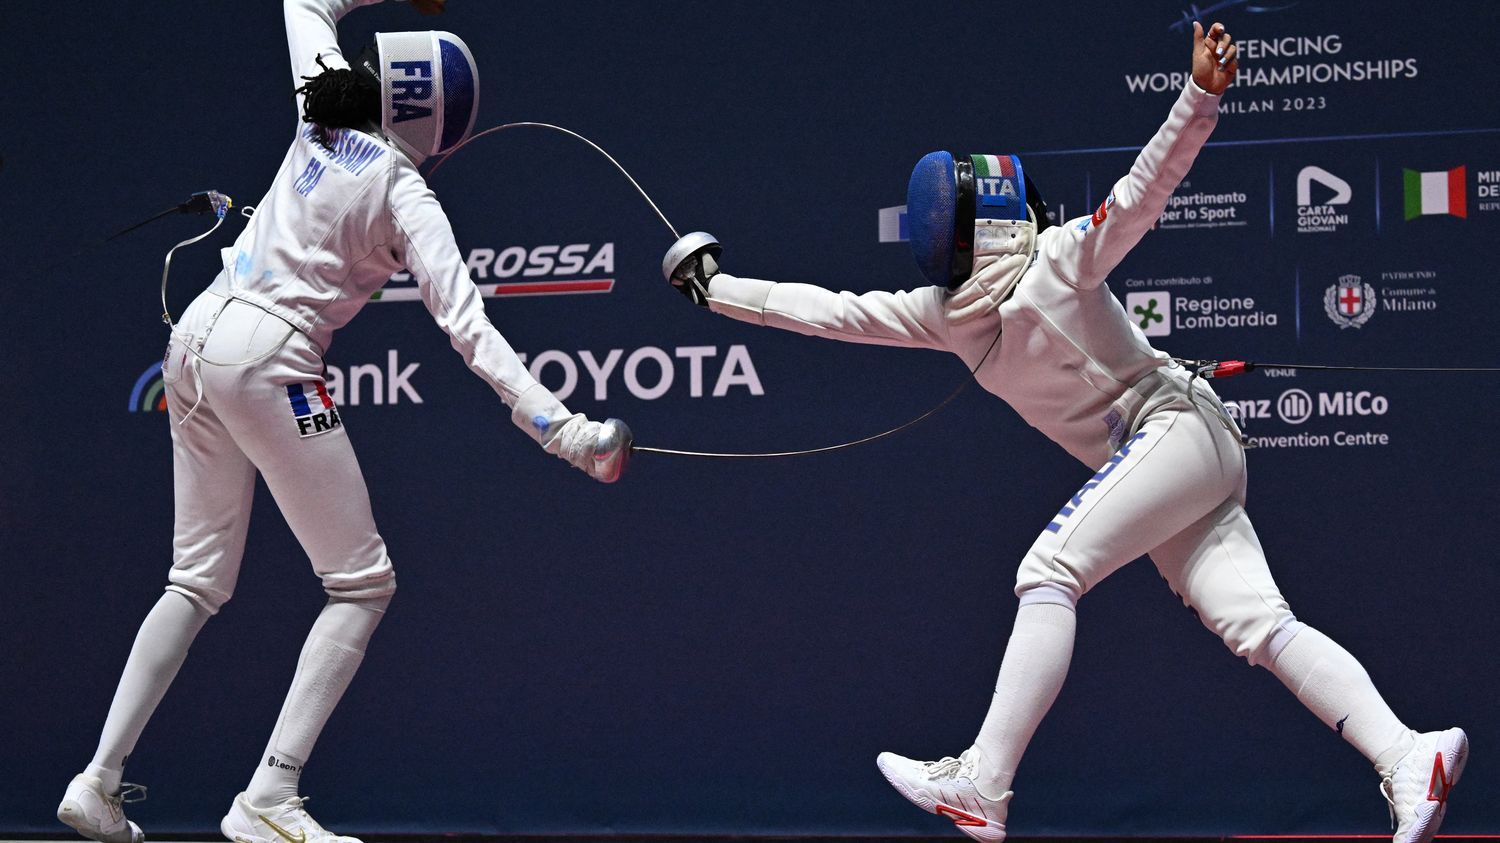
295, 55, 379, 133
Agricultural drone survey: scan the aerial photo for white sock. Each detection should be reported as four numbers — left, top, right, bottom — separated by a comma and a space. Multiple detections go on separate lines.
1267, 624, 1413, 775
245, 595, 389, 806
971, 598, 1077, 799
86, 591, 211, 794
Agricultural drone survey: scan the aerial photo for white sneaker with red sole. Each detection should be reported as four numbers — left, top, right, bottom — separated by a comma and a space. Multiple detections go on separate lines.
876, 747, 1012, 842
1381, 727, 1468, 843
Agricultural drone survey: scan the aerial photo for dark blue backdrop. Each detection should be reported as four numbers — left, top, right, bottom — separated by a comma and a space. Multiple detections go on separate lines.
3, 0, 1497, 837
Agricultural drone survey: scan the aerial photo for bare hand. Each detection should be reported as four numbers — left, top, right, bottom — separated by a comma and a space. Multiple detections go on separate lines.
1192, 21, 1238, 95
410, 0, 446, 15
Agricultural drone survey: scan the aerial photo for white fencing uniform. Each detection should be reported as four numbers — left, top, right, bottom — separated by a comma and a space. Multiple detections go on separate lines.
705, 82, 1293, 664
164, 0, 583, 610
62, 2, 605, 833
685, 57, 1444, 843
163, 291, 396, 609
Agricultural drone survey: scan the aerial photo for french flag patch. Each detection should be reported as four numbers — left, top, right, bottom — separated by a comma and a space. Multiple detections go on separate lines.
287, 382, 343, 438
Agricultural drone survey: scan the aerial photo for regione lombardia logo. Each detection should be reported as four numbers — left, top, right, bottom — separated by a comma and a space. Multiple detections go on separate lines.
1125, 291, 1171, 337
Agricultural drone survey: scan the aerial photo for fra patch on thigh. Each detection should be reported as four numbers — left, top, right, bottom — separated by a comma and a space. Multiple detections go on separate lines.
286, 382, 343, 438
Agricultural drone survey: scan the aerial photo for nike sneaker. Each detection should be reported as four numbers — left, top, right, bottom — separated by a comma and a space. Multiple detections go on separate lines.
1381, 727, 1468, 843
876, 747, 1012, 842
220, 793, 360, 843
56, 774, 145, 843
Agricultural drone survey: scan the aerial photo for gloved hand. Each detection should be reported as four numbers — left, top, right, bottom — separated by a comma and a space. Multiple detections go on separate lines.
662, 232, 722, 308
555, 416, 632, 483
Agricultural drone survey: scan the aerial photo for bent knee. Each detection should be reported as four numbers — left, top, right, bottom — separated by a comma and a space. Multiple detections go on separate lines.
1197, 604, 1301, 667
318, 544, 396, 602
1016, 544, 1089, 599
323, 573, 396, 602
1016, 580, 1081, 611
164, 582, 230, 615
331, 589, 394, 615
323, 576, 396, 607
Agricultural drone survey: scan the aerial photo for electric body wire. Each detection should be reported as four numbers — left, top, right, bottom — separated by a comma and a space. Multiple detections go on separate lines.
430, 121, 1002, 459
1177, 358, 1500, 378
159, 215, 225, 340
632, 324, 1005, 459
428, 122, 680, 240
1252, 363, 1500, 373
146, 128, 1500, 454
43, 201, 213, 274
159, 207, 294, 371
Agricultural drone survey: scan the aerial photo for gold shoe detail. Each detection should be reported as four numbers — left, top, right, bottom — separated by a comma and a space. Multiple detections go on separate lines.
257, 814, 307, 843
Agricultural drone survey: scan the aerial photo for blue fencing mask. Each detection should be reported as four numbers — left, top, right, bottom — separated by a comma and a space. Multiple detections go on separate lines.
907, 152, 1045, 289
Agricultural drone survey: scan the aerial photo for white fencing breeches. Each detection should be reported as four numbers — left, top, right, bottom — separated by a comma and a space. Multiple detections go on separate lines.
1015, 380, 1293, 665
161, 289, 395, 612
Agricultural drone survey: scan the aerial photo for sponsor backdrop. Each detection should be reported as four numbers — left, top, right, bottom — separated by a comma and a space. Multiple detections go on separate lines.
2, 0, 1497, 837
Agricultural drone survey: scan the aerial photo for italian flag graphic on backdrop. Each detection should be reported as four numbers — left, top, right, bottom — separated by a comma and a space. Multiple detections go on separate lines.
1403, 166, 1467, 220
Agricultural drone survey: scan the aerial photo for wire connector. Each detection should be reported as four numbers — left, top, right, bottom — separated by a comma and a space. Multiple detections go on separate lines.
1177, 358, 1256, 379
179, 190, 234, 220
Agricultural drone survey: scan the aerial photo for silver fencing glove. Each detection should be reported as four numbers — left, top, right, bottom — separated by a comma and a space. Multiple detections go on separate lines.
555, 417, 633, 483
512, 385, 631, 483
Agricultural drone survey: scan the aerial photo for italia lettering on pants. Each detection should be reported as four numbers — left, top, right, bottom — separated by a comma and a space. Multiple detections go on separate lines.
1045, 431, 1149, 533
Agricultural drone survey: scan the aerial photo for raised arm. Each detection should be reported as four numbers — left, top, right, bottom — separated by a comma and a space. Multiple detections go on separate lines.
1049, 21, 1239, 290
284, 0, 383, 88
285, 0, 447, 108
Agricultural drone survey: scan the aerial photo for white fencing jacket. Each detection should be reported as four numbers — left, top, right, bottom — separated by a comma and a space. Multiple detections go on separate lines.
706, 82, 1225, 467
211, 0, 568, 432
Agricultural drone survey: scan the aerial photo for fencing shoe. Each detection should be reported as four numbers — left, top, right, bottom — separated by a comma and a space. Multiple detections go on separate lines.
220, 793, 360, 843
57, 774, 145, 843
1381, 727, 1468, 843
876, 747, 1011, 842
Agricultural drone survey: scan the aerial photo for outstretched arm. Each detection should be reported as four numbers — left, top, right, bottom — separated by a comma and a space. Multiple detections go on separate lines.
705, 273, 952, 351
390, 170, 628, 481
665, 238, 951, 350
1049, 21, 1240, 290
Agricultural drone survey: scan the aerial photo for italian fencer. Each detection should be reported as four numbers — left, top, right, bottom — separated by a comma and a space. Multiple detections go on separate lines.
56, 2, 630, 842
662, 21, 1464, 843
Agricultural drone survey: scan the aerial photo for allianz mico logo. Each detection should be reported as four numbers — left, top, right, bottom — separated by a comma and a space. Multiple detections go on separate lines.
1276, 388, 1389, 424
